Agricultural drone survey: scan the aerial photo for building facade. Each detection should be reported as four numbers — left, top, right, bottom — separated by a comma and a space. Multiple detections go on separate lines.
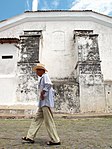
0, 10, 112, 114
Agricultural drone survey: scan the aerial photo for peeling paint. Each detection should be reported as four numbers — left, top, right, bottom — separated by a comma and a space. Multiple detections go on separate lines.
74, 30, 105, 113
16, 31, 41, 103
53, 81, 80, 113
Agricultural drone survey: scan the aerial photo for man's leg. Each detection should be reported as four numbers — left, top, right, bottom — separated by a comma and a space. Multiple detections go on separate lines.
42, 106, 60, 143
26, 107, 44, 140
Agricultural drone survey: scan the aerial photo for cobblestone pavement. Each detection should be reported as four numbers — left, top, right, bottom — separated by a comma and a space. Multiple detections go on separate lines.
0, 116, 112, 149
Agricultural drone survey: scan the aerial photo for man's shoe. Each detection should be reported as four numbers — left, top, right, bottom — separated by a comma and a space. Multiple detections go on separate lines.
22, 137, 34, 144
47, 141, 61, 146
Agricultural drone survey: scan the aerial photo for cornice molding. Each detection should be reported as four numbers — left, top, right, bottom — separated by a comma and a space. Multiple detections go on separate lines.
0, 11, 112, 31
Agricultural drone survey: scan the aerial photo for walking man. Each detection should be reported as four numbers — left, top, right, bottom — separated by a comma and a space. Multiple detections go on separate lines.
22, 63, 61, 145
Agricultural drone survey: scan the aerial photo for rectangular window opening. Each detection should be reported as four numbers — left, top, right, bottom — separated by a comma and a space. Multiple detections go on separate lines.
2, 55, 13, 59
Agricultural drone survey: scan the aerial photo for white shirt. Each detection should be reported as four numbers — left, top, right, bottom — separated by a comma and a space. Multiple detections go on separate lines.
38, 73, 54, 108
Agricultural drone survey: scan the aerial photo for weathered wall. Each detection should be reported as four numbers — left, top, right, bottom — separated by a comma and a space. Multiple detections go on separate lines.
74, 30, 106, 113
16, 31, 41, 104
53, 80, 79, 113
0, 12, 112, 113
0, 21, 112, 80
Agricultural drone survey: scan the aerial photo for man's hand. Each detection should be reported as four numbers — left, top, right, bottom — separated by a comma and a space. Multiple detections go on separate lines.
40, 90, 45, 100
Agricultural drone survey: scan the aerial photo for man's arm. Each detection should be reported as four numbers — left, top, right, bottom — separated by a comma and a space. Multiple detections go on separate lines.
40, 84, 51, 100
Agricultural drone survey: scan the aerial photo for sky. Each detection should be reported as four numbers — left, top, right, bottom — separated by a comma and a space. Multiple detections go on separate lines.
0, 0, 112, 21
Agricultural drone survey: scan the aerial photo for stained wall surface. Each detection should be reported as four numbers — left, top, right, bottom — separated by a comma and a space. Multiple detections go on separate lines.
0, 11, 112, 113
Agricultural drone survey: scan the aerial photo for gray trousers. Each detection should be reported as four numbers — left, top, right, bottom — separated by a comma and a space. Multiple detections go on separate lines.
27, 106, 60, 143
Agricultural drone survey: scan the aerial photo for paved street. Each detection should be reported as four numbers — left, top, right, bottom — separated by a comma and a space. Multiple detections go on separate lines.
0, 115, 112, 149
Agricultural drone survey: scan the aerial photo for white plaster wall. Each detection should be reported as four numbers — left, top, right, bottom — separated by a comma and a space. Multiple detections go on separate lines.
0, 78, 17, 104
98, 32, 112, 81
0, 44, 18, 104
80, 84, 106, 113
0, 44, 18, 75
0, 19, 112, 81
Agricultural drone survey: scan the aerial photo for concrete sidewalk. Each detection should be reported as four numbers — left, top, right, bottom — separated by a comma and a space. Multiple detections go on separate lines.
0, 112, 112, 119
0, 116, 112, 148
1, 105, 112, 119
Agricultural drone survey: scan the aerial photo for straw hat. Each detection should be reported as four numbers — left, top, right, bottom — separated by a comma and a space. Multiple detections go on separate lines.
32, 63, 48, 72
